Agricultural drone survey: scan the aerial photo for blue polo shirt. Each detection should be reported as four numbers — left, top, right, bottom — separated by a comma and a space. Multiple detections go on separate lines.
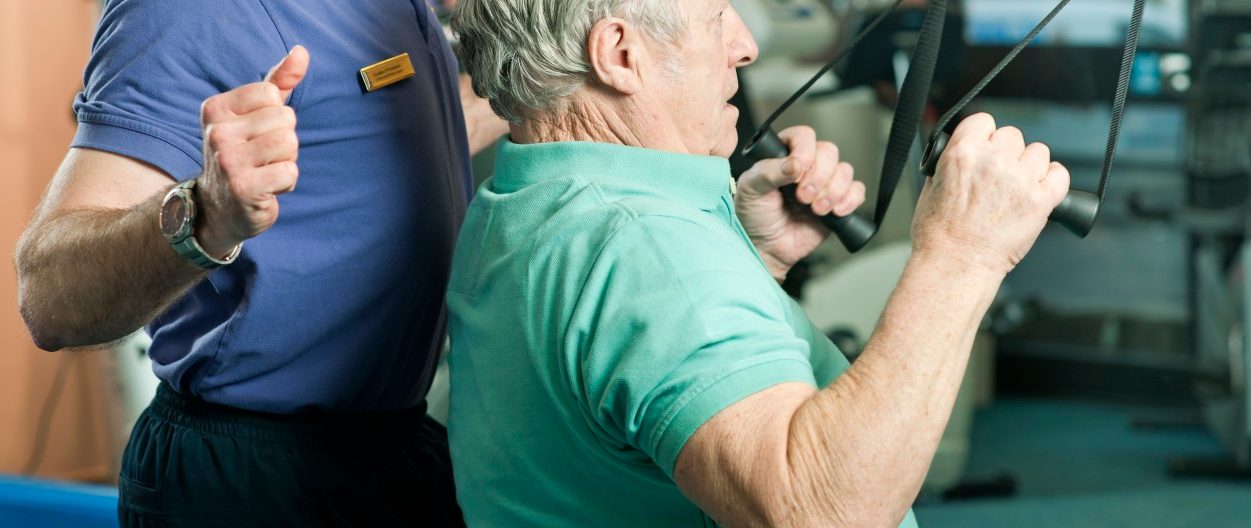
73, 0, 471, 413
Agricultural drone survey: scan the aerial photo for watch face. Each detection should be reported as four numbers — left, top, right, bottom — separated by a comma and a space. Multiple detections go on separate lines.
161, 192, 191, 238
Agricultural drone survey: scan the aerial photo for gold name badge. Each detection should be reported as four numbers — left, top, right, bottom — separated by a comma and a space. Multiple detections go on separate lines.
360, 53, 416, 92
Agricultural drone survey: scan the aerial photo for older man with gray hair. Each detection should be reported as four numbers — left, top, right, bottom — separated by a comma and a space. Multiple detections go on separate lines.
445, 1, 1069, 526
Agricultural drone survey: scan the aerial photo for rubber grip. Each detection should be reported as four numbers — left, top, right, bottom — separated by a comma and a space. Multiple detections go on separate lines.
743, 128, 879, 253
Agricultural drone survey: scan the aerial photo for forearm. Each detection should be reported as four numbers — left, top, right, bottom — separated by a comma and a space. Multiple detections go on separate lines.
460, 73, 508, 155
17, 188, 207, 350
784, 251, 1003, 525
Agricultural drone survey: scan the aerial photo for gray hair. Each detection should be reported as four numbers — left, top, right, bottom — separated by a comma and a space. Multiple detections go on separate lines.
452, 0, 686, 123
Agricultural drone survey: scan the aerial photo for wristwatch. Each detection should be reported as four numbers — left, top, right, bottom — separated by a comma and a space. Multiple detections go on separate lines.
160, 179, 241, 270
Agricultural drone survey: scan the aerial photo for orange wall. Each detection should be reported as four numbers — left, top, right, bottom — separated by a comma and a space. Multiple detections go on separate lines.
1, 0, 121, 482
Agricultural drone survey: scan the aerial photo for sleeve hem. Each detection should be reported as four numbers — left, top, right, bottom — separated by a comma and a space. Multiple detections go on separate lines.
73, 113, 204, 180
649, 355, 818, 479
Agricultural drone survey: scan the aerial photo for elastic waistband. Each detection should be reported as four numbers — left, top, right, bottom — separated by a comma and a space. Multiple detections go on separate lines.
149, 383, 430, 447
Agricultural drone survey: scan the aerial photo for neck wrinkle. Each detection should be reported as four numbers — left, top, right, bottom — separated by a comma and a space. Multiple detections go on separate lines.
513, 95, 671, 153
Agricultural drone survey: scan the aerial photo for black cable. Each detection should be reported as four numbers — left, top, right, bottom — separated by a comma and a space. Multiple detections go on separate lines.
873, 0, 948, 225
1098, 0, 1146, 206
930, 0, 1147, 212
742, 0, 940, 253
21, 354, 73, 476
748, 0, 906, 149
748, 0, 1146, 242
930, 0, 1074, 136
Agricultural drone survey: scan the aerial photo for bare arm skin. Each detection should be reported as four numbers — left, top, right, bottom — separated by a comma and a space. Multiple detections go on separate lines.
460, 73, 510, 156
16, 48, 311, 351
675, 113, 1072, 527
17, 152, 202, 351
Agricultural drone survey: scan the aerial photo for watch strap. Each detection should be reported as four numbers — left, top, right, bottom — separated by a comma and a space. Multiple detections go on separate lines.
167, 179, 242, 270
173, 235, 242, 270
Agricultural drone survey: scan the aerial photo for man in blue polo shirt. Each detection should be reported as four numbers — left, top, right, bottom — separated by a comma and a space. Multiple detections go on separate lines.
15, 0, 505, 525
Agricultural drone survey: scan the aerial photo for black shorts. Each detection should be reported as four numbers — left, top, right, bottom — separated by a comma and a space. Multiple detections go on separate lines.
118, 383, 465, 527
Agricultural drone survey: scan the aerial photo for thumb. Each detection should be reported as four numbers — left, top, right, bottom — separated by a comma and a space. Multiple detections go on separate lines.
265, 45, 310, 101
738, 157, 803, 198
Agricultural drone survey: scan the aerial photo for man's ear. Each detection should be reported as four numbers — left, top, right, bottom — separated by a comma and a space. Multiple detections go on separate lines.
587, 17, 645, 95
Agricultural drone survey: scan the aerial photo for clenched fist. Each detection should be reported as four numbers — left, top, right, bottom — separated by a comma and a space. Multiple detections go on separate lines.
912, 113, 1071, 276
736, 126, 867, 281
194, 46, 309, 258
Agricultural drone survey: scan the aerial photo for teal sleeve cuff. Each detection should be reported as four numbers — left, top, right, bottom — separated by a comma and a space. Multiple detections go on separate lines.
648, 354, 818, 480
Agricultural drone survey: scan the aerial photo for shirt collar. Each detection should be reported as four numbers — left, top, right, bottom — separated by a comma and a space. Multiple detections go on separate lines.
492, 139, 734, 212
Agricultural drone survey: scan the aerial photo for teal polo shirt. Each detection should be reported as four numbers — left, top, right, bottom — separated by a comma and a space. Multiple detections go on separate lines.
446, 140, 919, 527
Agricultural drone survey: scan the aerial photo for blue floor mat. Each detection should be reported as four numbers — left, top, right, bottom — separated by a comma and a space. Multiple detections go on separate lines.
0, 475, 117, 528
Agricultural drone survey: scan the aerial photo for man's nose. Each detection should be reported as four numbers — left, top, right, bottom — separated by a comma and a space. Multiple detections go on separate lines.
725, 7, 760, 68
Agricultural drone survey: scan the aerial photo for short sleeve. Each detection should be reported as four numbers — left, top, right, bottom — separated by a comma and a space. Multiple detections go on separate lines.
571, 215, 819, 479
72, 0, 289, 180
786, 297, 853, 384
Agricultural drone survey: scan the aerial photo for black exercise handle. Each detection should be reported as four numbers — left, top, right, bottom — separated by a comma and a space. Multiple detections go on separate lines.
744, 128, 879, 253
919, 131, 1101, 237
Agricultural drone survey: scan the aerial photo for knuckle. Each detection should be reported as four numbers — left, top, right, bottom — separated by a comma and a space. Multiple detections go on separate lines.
261, 83, 282, 105
200, 97, 224, 122
206, 125, 232, 150
851, 188, 867, 206
227, 177, 251, 200
204, 124, 220, 149
215, 150, 237, 171
949, 142, 976, 163
281, 106, 298, 128
817, 141, 838, 159
1052, 164, 1072, 183
965, 112, 995, 129
217, 150, 249, 174
280, 131, 300, 152
831, 167, 852, 187
274, 163, 297, 184
281, 166, 301, 193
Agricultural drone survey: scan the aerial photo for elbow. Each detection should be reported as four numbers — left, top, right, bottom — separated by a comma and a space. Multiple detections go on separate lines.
779, 438, 911, 528
19, 296, 68, 352
18, 273, 126, 351
30, 333, 66, 353
23, 320, 67, 352
16, 251, 69, 352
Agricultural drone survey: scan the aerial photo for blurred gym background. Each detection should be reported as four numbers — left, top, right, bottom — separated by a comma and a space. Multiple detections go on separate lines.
2, 0, 1250, 526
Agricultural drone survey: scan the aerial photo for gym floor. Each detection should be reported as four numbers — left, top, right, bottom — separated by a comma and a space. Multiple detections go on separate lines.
914, 399, 1251, 527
